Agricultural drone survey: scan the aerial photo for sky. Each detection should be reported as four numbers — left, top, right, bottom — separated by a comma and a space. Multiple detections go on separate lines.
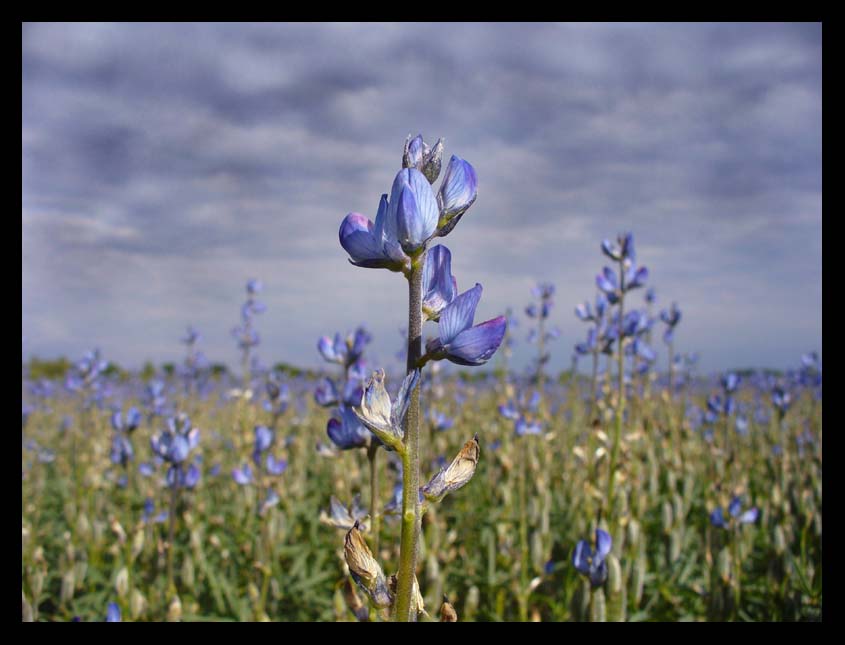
22, 22, 822, 376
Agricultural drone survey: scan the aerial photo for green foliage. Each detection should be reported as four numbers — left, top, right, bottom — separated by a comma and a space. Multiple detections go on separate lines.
26, 356, 71, 380
20, 374, 822, 622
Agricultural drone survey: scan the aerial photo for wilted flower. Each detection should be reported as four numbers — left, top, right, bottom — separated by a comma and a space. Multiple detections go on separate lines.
320, 495, 370, 532
421, 434, 480, 503
353, 369, 419, 450
344, 522, 392, 608
439, 595, 458, 622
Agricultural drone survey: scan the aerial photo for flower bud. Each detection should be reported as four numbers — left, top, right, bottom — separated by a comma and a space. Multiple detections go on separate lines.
436, 155, 477, 236
403, 134, 444, 184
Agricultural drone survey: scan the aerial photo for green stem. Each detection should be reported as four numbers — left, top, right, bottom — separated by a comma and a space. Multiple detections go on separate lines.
589, 351, 598, 422
732, 526, 742, 620
367, 442, 381, 558
166, 478, 180, 596
394, 250, 425, 622
537, 310, 546, 417
607, 265, 626, 517
668, 340, 675, 398
518, 436, 529, 621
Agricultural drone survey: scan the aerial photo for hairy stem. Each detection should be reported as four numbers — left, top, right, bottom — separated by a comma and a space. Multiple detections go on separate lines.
166, 476, 180, 596
394, 250, 425, 622
367, 442, 381, 558
607, 264, 625, 517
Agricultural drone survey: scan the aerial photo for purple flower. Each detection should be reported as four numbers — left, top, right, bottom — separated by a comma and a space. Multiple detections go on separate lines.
436, 155, 478, 235
575, 301, 594, 322
596, 267, 619, 303
110, 434, 134, 467
314, 377, 339, 407
111, 407, 141, 433
574, 327, 598, 356
532, 282, 555, 300
422, 245, 458, 322
266, 454, 288, 476
498, 401, 520, 420
660, 302, 682, 328
169, 462, 200, 489
391, 168, 440, 254
425, 284, 507, 366
515, 416, 542, 437
711, 497, 758, 528
429, 409, 454, 432
339, 203, 408, 272
624, 264, 649, 290
327, 405, 372, 450
260, 488, 280, 515
721, 372, 740, 393
772, 386, 792, 416
150, 414, 199, 465
572, 529, 612, 587
254, 425, 274, 454
232, 463, 254, 486
601, 233, 635, 263
106, 602, 121, 622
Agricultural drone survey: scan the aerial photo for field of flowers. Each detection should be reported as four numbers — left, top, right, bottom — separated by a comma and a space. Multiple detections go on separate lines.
21, 136, 821, 622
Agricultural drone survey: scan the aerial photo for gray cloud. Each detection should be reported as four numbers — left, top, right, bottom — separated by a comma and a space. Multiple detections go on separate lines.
22, 22, 822, 374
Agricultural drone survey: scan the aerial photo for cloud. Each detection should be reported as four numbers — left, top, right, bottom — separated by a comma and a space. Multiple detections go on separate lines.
22, 22, 822, 374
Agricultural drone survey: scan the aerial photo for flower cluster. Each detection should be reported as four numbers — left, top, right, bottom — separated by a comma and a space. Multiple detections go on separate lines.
335, 134, 504, 620
150, 413, 201, 489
